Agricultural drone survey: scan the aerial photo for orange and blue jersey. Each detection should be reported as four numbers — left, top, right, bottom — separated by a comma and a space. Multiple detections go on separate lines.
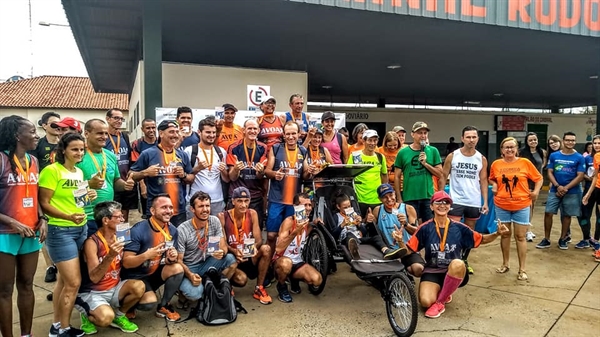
0, 152, 39, 233
226, 139, 268, 199
268, 143, 307, 205
223, 209, 254, 247
86, 233, 122, 291
258, 115, 283, 153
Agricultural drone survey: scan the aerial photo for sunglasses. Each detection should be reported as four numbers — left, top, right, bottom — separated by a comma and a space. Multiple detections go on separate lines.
432, 201, 450, 205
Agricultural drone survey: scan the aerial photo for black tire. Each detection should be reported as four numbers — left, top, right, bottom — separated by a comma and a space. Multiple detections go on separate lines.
385, 273, 418, 337
303, 229, 329, 295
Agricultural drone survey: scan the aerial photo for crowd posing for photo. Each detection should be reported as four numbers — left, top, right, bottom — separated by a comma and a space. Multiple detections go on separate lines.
1, 94, 599, 337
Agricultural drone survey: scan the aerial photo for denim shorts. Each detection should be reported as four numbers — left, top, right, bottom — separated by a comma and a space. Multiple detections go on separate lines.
0, 232, 42, 256
495, 206, 530, 226
545, 193, 582, 217
46, 224, 87, 263
179, 254, 236, 301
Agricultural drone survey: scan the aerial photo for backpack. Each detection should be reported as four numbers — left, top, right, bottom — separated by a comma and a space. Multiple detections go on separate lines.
190, 144, 230, 203
351, 150, 383, 166
196, 267, 237, 325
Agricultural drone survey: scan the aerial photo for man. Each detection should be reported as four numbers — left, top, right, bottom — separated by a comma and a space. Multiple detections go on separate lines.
104, 108, 137, 223
284, 94, 309, 143
176, 106, 200, 148
130, 120, 200, 227
537, 132, 585, 250
122, 194, 184, 322
348, 129, 388, 216
177, 191, 236, 302
371, 184, 425, 278
131, 118, 158, 216
77, 119, 134, 237
78, 201, 144, 334
216, 103, 243, 150
440, 126, 488, 274
392, 125, 408, 149
273, 193, 323, 303
264, 121, 311, 257
220, 187, 272, 305
227, 119, 268, 227
51, 116, 82, 134
394, 121, 443, 223
184, 118, 230, 216
445, 137, 460, 156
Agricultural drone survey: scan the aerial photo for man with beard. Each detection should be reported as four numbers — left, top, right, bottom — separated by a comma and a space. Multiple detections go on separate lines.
216, 103, 243, 150
77, 119, 134, 237
131, 119, 158, 216
185, 118, 230, 216
227, 119, 268, 227
130, 120, 199, 227
176, 107, 200, 149
122, 195, 184, 322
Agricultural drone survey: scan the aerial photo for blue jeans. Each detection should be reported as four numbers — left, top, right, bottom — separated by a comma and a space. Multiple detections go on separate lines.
179, 254, 236, 300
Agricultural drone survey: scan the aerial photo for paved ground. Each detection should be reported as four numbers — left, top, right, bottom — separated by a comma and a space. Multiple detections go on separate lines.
11, 194, 600, 337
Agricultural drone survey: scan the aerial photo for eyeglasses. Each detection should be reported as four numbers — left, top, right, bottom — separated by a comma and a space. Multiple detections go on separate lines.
110, 214, 125, 220
503, 146, 517, 150
563, 139, 576, 143
262, 101, 275, 106
432, 201, 450, 205
111, 116, 126, 122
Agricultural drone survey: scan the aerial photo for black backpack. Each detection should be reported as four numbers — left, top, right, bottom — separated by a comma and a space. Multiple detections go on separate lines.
196, 267, 237, 325
190, 144, 230, 203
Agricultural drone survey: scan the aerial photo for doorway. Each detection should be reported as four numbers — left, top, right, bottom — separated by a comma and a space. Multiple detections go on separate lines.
346, 122, 388, 147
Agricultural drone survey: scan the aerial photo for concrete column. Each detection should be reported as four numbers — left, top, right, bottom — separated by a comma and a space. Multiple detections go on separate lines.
142, 1, 163, 121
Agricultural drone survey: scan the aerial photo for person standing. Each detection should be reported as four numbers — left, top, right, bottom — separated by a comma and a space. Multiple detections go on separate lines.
131, 118, 158, 216
518, 132, 547, 242
536, 132, 585, 250
348, 123, 367, 153
216, 103, 243, 150
582, 135, 600, 246
391, 126, 408, 150
440, 126, 488, 274
257, 96, 285, 153
0, 116, 46, 337
284, 94, 309, 144
394, 122, 443, 223
176, 106, 200, 149
377, 131, 400, 186
444, 137, 460, 156
320, 111, 348, 164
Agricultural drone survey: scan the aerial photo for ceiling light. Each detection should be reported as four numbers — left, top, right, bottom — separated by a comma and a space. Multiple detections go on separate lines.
493, 93, 504, 97
590, 75, 598, 79
464, 101, 480, 105
322, 85, 332, 89
387, 65, 401, 69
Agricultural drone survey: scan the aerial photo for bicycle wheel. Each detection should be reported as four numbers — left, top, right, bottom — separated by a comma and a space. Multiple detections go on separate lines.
303, 228, 329, 295
385, 273, 418, 337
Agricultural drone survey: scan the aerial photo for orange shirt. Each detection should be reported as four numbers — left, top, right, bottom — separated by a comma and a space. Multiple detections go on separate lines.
489, 158, 542, 211
594, 153, 600, 189
377, 147, 399, 184
348, 143, 364, 154
217, 124, 243, 151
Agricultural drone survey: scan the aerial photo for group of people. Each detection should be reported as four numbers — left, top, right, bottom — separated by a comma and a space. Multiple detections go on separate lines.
1, 94, 599, 337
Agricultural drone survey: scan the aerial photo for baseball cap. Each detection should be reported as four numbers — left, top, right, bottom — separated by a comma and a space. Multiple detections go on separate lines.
260, 96, 276, 105
321, 111, 336, 122
157, 120, 179, 131
314, 127, 324, 135
232, 187, 251, 199
51, 117, 81, 132
431, 191, 452, 205
412, 121, 430, 133
377, 184, 395, 198
392, 125, 406, 133
362, 129, 378, 139
222, 103, 238, 112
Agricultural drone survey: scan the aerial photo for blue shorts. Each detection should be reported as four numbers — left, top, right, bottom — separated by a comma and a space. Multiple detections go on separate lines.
0, 232, 42, 256
266, 202, 295, 233
545, 193, 581, 217
495, 206, 530, 226
179, 254, 237, 301
86, 220, 98, 238
46, 224, 87, 264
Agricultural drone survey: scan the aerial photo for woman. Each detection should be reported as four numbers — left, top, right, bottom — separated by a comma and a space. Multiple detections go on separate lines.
257, 96, 286, 153
377, 131, 400, 185
583, 142, 593, 157
303, 128, 333, 198
39, 133, 97, 337
400, 191, 507, 319
547, 135, 562, 158
490, 137, 543, 281
578, 136, 599, 249
320, 111, 348, 164
0, 116, 46, 337
582, 135, 600, 243
348, 123, 368, 153
518, 132, 547, 242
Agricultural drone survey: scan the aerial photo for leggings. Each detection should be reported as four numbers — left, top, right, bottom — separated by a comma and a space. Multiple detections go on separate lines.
578, 187, 600, 241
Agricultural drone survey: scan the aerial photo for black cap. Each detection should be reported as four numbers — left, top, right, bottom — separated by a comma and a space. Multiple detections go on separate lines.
158, 120, 179, 131
222, 103, 238, 112
321, 111, 336, 122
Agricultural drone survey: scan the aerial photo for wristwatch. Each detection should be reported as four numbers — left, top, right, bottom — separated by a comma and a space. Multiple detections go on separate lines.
39, 215, 49, 221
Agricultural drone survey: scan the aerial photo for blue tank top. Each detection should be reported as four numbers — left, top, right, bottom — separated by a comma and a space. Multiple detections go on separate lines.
285, 112, 309, 133
377, 203, 411, 249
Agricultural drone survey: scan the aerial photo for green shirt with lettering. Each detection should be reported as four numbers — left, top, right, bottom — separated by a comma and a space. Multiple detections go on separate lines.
76, 149, 120, 220
38, 162, 87, 227
394, 145, 442, 202
348, 151, 387, 204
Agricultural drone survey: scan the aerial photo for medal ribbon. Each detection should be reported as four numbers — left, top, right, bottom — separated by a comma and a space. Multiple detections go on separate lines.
158, 144, 176, 166
150, 217, 172, 242
109, 132, 121, 155
13, 154, 30, 197
201, 145, 214, 171
243, 139, 256, 166
434, 218, 450, 252
96, 231, 118, 271
229, 209, 246, 244
285, 145, 298, 170
192, 217, 209, 250
86, 149, 106, 179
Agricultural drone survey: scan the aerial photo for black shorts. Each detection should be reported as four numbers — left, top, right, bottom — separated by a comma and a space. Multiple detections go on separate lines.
238, 259, 258, 280
448, 204, 481, 221
139, 265, 165, 292
115, 189, 139, 210
401, 252, 426, 270
421, 271, 469, 289
291, 262, 306, 277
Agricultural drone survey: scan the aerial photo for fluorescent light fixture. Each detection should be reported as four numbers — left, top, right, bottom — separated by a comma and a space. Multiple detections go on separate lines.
493, 93, 504, 97
464, 101, 480, 105
590, 75, 598, 79
387, 65, 401, 69
322, 85, 332, 89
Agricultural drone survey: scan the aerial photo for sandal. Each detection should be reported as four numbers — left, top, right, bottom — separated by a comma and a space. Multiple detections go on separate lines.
517, 270, 528, 281
495, 265, 510, 274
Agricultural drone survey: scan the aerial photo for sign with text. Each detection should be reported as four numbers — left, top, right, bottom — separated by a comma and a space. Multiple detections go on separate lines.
247, 85, 271, 111
495, 115, 526, 131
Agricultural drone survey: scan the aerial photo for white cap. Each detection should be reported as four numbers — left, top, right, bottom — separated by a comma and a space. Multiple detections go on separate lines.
362, 129, 379, 139
260, 96, 276, 104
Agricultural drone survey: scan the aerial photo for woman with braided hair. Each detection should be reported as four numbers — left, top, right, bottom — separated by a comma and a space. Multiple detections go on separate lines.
0, 115, 45, 337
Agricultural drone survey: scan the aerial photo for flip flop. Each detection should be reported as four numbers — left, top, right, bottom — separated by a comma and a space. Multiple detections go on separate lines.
495, 265, 510, 274
518, 270, 528, 281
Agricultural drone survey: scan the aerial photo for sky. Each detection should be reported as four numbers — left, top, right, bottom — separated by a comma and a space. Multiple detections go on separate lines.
0, 0, 88, 81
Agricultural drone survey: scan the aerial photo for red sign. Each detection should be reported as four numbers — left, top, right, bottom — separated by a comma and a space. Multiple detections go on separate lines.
496, 115, 526, 131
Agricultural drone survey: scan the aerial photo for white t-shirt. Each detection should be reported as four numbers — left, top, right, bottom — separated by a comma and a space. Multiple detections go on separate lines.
184, 145, 227, 203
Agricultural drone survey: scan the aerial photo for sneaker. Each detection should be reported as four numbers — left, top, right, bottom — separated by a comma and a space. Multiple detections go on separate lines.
58, 327, 85, 337
465, 260, 474, 275
110, 315, 139, 333
424, 301, 446, 318
253, 286, 273, 305
263, 277, 273, 288
49, 323, 60, 337
383, 246, 408, 260
290, 279, 301, 294
565, 235, 572, 243
348, 238, 360, 260
595, 250, 600, 262
445, 295, 452, 304
536, 238, 551, 249
45, 265, 57, 283
525, 231, 534, 242
558, 239, 568, 250
575, 240, 591, 249
155, 304, 180, 322
593, 242, 600, 251
79, 313, 97, 335
277, 283, 293, 303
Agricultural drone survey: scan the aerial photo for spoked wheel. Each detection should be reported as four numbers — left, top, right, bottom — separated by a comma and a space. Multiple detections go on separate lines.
385, 273, 418, 337
303, 228, 329, 295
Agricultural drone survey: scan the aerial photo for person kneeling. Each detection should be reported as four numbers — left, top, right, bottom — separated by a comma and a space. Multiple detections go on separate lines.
402, 191, 508, 319
273, 193, 322, 303
221, 187, 272, 304
333, 194, 406, 260
79, 202, 145, 334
